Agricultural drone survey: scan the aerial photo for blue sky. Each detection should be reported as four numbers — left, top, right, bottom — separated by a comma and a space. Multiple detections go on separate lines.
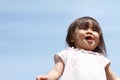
0, 0, 120, 80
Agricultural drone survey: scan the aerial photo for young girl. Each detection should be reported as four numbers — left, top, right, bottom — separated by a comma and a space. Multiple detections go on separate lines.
36, 16, 120, 80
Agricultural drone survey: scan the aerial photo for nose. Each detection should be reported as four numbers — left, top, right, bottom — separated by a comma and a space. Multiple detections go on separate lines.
86, 29, 93, 34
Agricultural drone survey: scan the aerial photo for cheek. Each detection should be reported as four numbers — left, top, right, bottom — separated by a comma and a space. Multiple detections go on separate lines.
75, 33, 84, 41
96, 38, 100, 46
95, 35, 100, 45
93, 32, 100, 43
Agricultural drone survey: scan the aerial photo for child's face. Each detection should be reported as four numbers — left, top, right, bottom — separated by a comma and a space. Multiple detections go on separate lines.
72, 22, 100, 51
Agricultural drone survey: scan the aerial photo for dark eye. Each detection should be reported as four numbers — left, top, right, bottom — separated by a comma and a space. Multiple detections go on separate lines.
79, 26, 87, 30
92, 27, 99, 33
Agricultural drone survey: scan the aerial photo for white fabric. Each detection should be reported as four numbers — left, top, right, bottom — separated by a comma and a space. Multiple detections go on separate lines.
55, 47, 110, 80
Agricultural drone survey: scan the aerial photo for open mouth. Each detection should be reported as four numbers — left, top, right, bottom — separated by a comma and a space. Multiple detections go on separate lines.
84, 36, 94, 44
85, 36, 93, 40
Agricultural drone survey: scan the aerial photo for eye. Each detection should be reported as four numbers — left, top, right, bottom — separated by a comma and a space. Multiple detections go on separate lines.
79, 26, 88, 30
92, 27, 99, 33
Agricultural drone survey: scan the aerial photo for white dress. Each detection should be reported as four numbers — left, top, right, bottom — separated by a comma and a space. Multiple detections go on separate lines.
55, 47, 110, 80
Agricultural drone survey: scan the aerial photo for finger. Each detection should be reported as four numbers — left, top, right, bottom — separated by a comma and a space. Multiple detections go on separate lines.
41, 75, 48, 80
36, 75, 48, 80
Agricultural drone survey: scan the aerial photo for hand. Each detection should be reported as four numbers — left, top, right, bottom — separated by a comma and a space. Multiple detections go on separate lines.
36, 75, 48, 80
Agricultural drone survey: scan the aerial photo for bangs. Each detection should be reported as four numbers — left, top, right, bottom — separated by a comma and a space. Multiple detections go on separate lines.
77, 20, 101, 34
92, 21, 101, 34
77, 20, 89, 28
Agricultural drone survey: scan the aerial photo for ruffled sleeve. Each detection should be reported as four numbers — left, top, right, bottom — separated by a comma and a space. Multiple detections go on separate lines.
98, 55, 111, 68
54, 49, 68, 64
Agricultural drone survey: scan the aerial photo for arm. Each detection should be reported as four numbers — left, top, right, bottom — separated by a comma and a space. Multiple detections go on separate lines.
106, 63, 120, 80
36, 55, 64, 80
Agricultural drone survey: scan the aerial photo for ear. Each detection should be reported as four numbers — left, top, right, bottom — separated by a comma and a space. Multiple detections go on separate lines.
70, 39, 75, 43
70, 33, 75, 42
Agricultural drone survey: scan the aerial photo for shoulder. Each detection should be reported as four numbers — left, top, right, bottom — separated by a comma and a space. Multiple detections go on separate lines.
54, 47, 76, 63
56, 47, 76, 55
96, 54, 110, 68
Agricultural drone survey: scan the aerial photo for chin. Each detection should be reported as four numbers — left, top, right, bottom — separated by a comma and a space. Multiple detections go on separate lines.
84, 46, 96, 51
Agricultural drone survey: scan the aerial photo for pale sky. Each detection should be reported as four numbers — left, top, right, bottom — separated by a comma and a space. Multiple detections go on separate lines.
0, 0, 120, 80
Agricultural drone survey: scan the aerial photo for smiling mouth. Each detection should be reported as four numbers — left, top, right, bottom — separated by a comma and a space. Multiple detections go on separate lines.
85, 36, 93, 40
85, 36, 94, 43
